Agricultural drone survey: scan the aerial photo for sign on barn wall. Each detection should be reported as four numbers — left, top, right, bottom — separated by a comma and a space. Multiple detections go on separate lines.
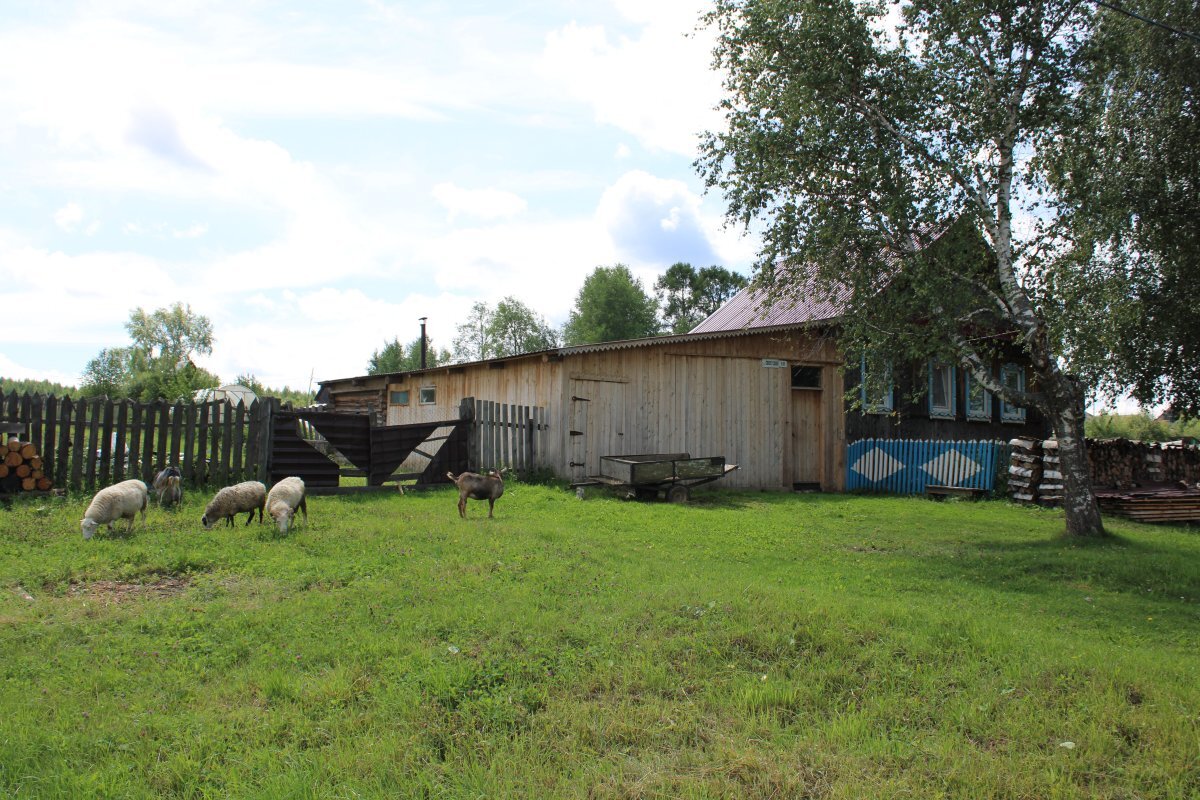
761, 358, 788, 368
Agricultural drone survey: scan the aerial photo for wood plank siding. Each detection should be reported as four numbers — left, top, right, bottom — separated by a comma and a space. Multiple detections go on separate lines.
320, 329, 847, 491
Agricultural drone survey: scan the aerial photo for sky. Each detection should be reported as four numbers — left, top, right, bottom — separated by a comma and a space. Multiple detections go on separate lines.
0, 0, 761, 392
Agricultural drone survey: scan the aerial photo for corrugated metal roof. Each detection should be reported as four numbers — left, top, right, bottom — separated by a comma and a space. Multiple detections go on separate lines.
318, 324, 818, 388
689, 278, 847, 334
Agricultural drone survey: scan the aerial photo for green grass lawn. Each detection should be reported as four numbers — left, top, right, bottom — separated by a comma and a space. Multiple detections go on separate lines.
1, 483, 1197, 799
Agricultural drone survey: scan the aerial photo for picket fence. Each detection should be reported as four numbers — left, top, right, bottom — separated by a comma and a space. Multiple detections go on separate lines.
1, 390, 274, 492
466, 398, 549, 475
846, 438, 1009, 494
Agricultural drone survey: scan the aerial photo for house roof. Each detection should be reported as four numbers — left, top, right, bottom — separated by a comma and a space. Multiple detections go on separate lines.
318, 323, 820, 390
689, 276, 848, 334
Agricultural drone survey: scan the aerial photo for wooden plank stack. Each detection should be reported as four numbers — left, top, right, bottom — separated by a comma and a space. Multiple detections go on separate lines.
1095, 485, 1200, 523
1007, 437, 1042, 504
0, 436, 53, 493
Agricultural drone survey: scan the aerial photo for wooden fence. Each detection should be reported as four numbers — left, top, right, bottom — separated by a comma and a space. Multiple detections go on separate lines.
1, 390, 275, 492
466, 398, 548, 475
846, 438, 1009, 494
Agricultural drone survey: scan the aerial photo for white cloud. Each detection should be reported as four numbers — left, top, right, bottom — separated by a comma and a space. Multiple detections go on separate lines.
0, 352, 80, 386
432, 183, 528, 222
542, 2, 724, 155
54, 202, 84, 232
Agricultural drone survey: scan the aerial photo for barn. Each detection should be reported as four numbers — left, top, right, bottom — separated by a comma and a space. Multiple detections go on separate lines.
316, 280, 1050, 491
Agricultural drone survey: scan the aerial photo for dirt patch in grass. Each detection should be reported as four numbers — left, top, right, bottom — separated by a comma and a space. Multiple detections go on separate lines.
66, 577, 190, 603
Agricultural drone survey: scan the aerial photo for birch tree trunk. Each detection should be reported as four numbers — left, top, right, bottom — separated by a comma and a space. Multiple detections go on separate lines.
1045, 373, 1105, 537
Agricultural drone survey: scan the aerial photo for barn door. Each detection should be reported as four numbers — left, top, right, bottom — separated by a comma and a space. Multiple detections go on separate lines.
569, 379, 627, 478
791, 385, 824, 489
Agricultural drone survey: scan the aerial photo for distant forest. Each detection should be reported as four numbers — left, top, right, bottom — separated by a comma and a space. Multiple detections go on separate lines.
1, 377, 312, 408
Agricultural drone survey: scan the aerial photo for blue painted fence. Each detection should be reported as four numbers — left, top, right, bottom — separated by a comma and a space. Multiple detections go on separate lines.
846, 438, 1008, 494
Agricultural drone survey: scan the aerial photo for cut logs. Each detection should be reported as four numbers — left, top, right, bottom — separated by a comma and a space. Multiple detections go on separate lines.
0, 437, 53, 494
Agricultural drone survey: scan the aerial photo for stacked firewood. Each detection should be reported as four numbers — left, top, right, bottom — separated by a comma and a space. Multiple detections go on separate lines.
0, 437, 52, 493
1038, 440, 1064, 507
1008, 437, 1043, 504
1087, 438, 1146, 488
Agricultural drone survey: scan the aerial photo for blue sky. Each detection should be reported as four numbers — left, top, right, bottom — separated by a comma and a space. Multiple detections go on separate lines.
0, 0, 759, 390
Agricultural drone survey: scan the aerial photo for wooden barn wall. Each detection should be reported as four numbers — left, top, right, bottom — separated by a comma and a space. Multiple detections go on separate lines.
562, 331, 844, 490
844, 361, 1053, 442
324, 330, 848, 490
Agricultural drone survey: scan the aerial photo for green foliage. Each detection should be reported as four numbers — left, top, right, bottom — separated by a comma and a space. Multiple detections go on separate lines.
1040, 0, 1200, 416
0, 377, 78, 397
451, 298, 558, 362
0, 491, 1197, 796
654, 262, 748, 334
1085, 411, 1200, 443
562, 264, 661, 345
81, 303, 219, 401
367, 337, 450, 375
235, 374, 313, 408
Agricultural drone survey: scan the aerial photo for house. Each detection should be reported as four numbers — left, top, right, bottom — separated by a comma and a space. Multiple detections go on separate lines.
318, 280, 1050, 492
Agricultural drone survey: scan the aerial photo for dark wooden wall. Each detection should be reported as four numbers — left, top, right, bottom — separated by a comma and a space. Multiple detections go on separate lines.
845, 361, 1053, 442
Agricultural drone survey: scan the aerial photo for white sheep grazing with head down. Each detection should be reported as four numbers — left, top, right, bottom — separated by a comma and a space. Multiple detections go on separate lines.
201, 481, 267, 529
81, 479, 149, 539
266, 476, 307, 533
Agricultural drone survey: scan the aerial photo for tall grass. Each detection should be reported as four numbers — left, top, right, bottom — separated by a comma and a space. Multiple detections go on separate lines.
1, 485, 1197, 798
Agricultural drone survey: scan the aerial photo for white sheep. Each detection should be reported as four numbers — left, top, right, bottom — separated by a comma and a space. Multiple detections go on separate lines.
81, 479, 149, 539
201, 481, 267, 529
266, 476, 307, 533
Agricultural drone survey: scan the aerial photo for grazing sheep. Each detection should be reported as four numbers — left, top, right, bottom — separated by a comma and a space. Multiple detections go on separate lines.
152, 466, 182, 508
266, 476, 307, 534
81, 479, 149, 539
201, 481, 266, 529
447, 470, 504, 518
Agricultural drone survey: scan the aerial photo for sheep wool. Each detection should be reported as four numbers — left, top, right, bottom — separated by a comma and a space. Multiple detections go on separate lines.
81, 479, 149, 539
201, 481, 267, 529
266, 476, 307, 533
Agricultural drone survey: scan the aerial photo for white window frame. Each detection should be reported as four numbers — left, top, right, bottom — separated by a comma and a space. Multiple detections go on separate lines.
928, 361, 957, 419
963, 371, 992, 422
418, 385, 437, 405
861, 356, 894, 414
999, 363, 1027, 422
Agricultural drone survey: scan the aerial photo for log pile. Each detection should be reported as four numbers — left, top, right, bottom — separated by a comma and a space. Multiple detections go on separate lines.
1008, 436, 1200, 522
1007, 437, 1043, 504
0, 437, 53, 493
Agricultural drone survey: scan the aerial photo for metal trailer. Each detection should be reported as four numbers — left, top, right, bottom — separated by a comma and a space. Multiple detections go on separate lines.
571, 453, 739, 502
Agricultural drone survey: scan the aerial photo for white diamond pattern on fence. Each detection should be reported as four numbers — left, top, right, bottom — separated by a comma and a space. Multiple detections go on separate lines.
851, 448, 906, 481
846, 439, 1007, 494
921, 449, 982, 484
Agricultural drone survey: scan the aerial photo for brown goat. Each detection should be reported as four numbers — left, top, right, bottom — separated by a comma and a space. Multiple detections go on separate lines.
447, 470, 505, 518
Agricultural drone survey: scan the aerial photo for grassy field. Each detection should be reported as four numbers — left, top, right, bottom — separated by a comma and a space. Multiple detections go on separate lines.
0, 482, 1197, 799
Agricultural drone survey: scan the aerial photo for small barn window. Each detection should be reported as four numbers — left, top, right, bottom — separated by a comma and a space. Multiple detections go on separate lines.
964, 372, 992, 421
389, 390, 410, 406
999, 363, 1026, 422
861, 356, 893, 414
928, 361, 956, 419
791, 365, 821, 389
419, 386, 437, 405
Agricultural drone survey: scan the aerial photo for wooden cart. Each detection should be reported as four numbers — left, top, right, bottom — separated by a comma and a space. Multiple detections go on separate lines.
572, 453, 738, 502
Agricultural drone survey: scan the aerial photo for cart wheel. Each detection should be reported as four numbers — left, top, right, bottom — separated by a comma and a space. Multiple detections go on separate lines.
667, 485, 690, 504
634, 487, 658, 501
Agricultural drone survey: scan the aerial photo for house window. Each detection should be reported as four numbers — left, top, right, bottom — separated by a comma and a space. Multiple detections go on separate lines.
389, 390, 410, 406
964, 371, 992, 421
928, 361, 956, 419
418, 386, 437, 405
999, 363, 1026, 422
861, 356, 893, 414
791, 365, 821, 389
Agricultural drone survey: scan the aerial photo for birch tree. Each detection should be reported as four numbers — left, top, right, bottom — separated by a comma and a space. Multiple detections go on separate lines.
698, 0, 1111, 536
